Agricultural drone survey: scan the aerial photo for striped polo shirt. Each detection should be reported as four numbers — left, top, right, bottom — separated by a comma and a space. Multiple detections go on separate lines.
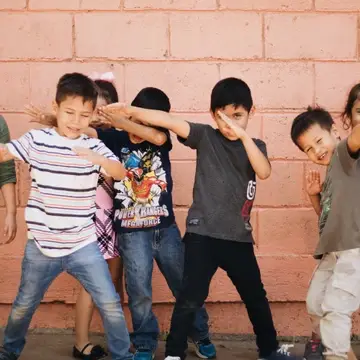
7, 128, 119, 257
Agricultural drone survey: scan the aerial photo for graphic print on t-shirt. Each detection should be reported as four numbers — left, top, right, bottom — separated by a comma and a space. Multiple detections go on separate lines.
241, 180, 256, 231
114, 147, 169, 229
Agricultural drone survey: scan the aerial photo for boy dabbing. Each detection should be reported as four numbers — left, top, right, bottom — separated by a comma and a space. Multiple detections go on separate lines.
97, 87, 215, 360
102, 77, 299, 360
291, 107, 360, 360
0, 73, 133, 360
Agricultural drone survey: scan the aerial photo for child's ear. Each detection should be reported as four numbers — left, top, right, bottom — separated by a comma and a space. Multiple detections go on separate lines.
331, 124, 340, 138
249, 105, 256, 117
52, 100, 58, 114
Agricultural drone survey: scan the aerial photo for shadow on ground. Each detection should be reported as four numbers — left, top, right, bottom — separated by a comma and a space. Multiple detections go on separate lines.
0, 331, 307, 360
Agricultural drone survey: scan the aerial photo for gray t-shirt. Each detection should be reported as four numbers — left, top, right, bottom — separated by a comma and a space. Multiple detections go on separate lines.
178, 122, 267, 242
315, 139, 360, 257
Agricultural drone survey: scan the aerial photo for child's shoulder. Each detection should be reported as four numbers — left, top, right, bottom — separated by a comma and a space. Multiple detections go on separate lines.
24, 127, 53, 140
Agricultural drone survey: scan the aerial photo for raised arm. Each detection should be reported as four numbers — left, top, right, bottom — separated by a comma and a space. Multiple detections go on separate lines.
25, 105, 98, 138
218, 111, 271, 180
305, 170, 322, 216
105, 104, 191, 139
98, 109, 167, 146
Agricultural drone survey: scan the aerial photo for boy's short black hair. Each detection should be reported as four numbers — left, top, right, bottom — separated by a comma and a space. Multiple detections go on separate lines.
291, 106, 334, 150
131, 87, 171, 112
95, 79, 119, 105
211, 77, 253, 113
56, 73, 98, 109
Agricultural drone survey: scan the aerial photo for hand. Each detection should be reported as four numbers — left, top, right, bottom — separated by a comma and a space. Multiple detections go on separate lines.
95, 108, 118, 128
306, 170, 322, 196
2, 212, 17, 245
90, 110, 113, 129
25, 105, 57, 127
150, 184, 162, 197
217, 111, 247, 140
0, 144, 8, 162
73, 147, 105, 166
100, 103, 130, 116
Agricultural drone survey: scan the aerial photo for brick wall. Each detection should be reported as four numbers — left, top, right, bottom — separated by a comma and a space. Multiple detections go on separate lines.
0, 0, 359, 336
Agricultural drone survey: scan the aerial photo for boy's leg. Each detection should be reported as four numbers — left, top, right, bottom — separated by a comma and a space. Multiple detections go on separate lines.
118, 231, 159, 353
2, 241, 62, 357
165, 233, 218, 360
217, 241, 278, 358
66, 242, 133, 360
304, 254, 335, 360
320, 249, 360, 360
154, 224, 210, 342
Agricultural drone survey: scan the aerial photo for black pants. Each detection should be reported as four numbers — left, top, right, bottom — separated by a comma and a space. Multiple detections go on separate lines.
165, 233, 278, 360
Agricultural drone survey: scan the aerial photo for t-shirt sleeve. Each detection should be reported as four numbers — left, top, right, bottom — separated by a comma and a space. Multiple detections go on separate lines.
0, 116, 16, 187
93, 139, 120, 176
337, 139, 358, 175
177, 122, 207, 150
161, 129, 172, 151
254, 139, 268, 159
6, 131, 34, 164
94, 140, 119, 161
96, 128, 124, 155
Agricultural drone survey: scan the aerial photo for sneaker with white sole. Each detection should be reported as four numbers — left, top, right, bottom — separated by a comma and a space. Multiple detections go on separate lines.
259, 344, 301, 360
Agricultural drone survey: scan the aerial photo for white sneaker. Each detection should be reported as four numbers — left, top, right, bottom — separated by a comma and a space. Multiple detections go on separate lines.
164, 357, 181, 360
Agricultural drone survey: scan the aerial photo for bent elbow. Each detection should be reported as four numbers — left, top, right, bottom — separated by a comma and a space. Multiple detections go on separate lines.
257, 168, 271, 180
153, 133, 167, 146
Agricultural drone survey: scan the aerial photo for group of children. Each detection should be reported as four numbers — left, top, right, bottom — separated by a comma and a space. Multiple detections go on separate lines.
0, 71, 359, 360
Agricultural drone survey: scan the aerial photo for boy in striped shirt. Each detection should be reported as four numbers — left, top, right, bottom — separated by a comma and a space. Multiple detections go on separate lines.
0, 73, 133, 360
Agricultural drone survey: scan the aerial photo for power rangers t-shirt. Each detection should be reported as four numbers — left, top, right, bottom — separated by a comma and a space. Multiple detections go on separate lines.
97, 128, 175, 233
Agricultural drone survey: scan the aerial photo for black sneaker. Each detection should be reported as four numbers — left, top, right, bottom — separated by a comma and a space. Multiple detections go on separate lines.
0, 348, 18, 360
260, 344, 300, 360
303, 340, 324, 360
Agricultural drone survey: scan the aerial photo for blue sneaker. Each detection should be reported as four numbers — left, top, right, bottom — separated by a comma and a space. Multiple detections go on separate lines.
134, 349, 155, 360
259, 344, 301, 360
192, 338, 216, 359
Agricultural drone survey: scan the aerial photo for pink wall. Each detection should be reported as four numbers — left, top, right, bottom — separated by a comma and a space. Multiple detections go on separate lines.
0, 0, 360, 335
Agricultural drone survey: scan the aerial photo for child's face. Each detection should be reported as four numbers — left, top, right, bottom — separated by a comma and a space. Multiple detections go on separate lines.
351, 98, 360, 127
212, 104, 251, 141
54, 96, 94, 139
297, 124, 340, 166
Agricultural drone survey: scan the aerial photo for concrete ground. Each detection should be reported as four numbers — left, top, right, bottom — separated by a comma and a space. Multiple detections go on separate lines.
1, 330, 352, 360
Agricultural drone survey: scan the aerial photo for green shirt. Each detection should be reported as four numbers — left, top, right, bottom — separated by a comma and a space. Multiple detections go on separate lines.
315, 139, 360, 257
0, 115, 16, 187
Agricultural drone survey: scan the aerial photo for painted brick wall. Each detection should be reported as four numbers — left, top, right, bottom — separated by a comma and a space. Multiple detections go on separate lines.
0, 0, 359, 336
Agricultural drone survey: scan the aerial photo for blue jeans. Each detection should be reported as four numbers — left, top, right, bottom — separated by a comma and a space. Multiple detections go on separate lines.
3, 241, 133, 360
118, 223, 210, 352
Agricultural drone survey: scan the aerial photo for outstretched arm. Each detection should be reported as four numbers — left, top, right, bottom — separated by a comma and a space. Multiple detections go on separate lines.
97, 109, 167, 146
25, 105, 98, 138
104, 104, 191, 139
73, 147, 126, 181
